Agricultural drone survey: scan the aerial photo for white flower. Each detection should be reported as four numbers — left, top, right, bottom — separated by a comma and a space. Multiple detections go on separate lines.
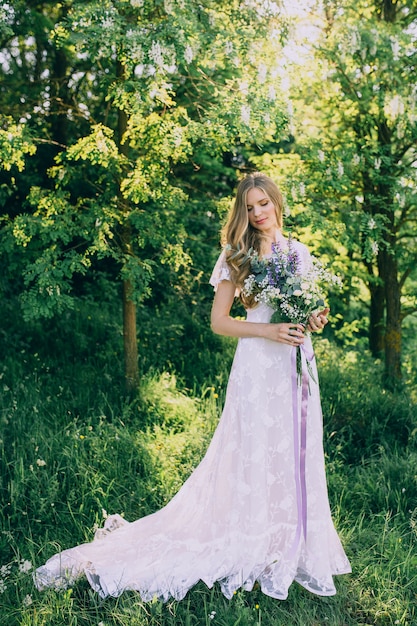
318, 150, 325, 163
0, 564, 11, 577
23, 594, 33, 606
19, 559, 32, 574
164, 0, 173, 13
36, 458, 46, 467
368, 218, 376, 229
257, 63, 267, 84
268, 85, 276, 101
101, 17, 114, 29
386, 94, 404, 119
149, 41, 164, 68
391, 38, 400, 61
374, 157, 381, 170
239, 81, 249, 95
293, 290, 303, 296
131, 0, 144, 6
184, 45, 194, 64
241, 104, 251, 125
337, 161, 344, 177
370, 240, 379, 255
225, 41, 234, 56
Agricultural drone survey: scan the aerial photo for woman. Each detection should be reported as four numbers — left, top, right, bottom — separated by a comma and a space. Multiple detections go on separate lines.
34, 172, 351, 601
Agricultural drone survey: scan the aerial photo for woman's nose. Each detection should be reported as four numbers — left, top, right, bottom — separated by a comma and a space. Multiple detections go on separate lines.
253, 204, 262, 216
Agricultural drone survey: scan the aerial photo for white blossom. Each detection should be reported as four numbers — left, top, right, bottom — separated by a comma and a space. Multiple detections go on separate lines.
337, 161, 344, 177
0, 564, 11, 577
395, 192, 405, 207
19, 559, 33, 573
225, 41, 234, 56
353, 153, 361, 166
374, 157, 381, 170
348, 28, 361, 54
23, 594, 33, 606
318, 150, 325, 163
257, 63, 267, 84
368, 218, 376, 230
241, 104, 251, 125
239, 81, 249, 95
371, 240, 379, 255
391, 37, 400, 61
36, 458, 46, 467
184, 45, 194, 64
385, 94, 404, 119
149, 41, 165, 68
131, 0, 144, 6
299, 182, 305, 196
268, 85, 276, 101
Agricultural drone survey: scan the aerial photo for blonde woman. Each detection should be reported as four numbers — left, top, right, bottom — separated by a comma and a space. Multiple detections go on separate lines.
35, 172, 350, 602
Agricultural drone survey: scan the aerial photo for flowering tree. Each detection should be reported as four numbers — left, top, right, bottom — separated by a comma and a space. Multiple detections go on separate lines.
0, 0, 287, 390
277, 0, 417, 385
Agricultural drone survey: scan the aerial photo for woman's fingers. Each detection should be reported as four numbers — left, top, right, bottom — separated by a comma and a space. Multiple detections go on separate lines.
308, 309, 329, 332
285, 324, 305, 345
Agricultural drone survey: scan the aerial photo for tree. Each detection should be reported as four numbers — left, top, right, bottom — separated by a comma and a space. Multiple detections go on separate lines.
273, 0, 417, 385
0, 0, 288, 391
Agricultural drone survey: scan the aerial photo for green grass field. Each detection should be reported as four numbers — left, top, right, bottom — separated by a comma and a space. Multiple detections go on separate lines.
1, 328, 416, 626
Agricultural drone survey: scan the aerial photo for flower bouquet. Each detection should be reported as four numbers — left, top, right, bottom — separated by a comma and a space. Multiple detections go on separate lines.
242, 237, 342, 383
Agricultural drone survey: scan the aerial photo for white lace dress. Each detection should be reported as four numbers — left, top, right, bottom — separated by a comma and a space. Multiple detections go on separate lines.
34, 241, 351, 601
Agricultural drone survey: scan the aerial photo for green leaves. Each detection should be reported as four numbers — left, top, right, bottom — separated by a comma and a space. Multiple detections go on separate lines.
0, 120, 36, 172
0, 0, 290, 337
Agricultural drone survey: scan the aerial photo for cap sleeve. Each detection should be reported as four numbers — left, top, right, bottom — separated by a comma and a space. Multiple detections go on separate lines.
209, 249, 240, 297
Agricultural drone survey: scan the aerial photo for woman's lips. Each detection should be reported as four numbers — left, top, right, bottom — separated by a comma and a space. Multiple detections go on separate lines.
256, 218, 267, 225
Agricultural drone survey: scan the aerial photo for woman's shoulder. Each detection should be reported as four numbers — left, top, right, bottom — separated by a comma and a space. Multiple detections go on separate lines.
290, 237, 311, 256
209, 249, 239, 295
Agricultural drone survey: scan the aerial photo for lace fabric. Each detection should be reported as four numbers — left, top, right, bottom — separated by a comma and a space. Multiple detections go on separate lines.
34, 241, 351, 601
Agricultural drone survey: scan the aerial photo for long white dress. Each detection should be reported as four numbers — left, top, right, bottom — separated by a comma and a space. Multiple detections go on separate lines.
34, 241, 351, 601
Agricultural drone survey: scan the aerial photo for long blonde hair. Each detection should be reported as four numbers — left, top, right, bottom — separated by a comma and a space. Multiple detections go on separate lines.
222, 172, 284, 308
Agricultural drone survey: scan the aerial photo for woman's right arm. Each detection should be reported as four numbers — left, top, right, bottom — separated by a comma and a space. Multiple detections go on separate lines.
210, 280, 305, 345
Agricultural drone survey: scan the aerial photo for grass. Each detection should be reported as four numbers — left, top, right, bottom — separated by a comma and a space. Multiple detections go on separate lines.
1, 312, 417, 625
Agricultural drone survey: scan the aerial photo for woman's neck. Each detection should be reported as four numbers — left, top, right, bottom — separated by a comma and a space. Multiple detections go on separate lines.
260, 228, 285, 255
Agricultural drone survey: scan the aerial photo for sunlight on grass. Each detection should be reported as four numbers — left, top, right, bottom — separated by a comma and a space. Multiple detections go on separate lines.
1, 342, 416, 625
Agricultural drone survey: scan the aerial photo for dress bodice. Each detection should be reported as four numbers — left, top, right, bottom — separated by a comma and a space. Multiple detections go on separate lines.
245, 302, 274, 323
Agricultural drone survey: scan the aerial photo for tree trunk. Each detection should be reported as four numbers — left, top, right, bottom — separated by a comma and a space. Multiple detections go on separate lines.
117, 59, 139, 392
379, 248, 402, 386
123, 277, 139, 392
368, 279, 385, 357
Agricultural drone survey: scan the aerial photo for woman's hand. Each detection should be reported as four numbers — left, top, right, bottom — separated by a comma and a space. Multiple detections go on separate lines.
307, 308, 330, 333
265, 322, 306, 346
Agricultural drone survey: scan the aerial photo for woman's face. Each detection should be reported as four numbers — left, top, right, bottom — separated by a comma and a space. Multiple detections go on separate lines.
246, 186, 278, 236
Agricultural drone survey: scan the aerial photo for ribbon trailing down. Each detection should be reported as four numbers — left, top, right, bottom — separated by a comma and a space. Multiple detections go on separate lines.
290, 344, 315, 550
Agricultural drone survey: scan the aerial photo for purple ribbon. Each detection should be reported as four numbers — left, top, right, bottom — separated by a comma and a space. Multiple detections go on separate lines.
288, 343, 315, 555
